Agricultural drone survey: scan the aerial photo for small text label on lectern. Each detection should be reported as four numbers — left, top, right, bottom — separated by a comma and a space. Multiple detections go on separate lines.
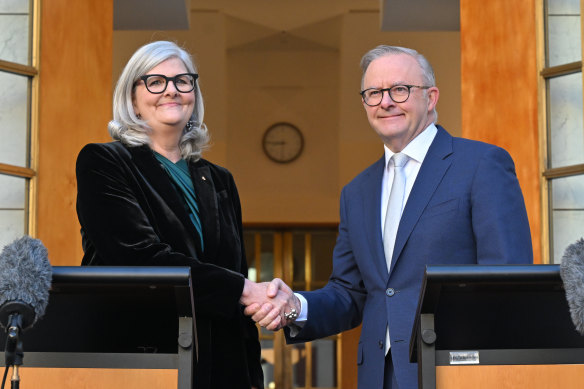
449, 351, 479, 365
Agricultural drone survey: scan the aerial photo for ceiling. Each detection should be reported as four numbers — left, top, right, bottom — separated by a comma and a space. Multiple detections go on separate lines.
114, 0, 190, 30
381, 0, 459, 31
113, 0, 460, 31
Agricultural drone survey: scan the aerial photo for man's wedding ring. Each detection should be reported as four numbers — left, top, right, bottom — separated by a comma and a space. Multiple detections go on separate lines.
284, 308, 298, 321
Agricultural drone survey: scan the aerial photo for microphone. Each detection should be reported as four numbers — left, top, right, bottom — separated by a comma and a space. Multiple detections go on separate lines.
560, 238, 584, 334
0, 236, 50, 389
0, 235, 52, 372
0, 236, 52, 330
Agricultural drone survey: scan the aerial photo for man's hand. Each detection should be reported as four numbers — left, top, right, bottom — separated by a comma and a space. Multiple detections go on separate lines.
241, 278, 300, 331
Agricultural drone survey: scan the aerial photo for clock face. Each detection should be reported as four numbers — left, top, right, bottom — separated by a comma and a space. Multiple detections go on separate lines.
262, 122, 304, 163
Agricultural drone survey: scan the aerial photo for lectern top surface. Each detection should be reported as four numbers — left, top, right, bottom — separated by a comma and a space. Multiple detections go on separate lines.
423, 264, 560, 284
51, 266, 192, 286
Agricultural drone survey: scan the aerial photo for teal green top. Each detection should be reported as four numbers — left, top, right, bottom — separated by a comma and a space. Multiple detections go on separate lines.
154, 152, 204, 251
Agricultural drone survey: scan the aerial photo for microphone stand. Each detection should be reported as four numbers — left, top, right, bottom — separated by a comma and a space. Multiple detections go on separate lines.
0, 303, 35, 389
4, 314, 24, 389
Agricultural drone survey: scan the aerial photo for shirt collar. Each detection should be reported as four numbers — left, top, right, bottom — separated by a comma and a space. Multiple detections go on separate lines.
384, 123, 438, 169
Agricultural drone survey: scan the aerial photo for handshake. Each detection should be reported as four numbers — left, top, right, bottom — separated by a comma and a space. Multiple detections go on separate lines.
240, 278, 301, 331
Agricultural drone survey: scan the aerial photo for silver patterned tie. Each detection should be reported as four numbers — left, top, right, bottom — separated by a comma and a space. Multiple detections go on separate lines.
383, 152, 408, 355
383, 152, 409, 272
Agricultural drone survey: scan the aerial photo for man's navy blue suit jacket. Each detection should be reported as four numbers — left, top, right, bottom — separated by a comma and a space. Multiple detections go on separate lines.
286, 126, 533, 389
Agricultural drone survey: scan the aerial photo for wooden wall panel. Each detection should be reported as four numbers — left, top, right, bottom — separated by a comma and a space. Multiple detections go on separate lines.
19, 368, 177, 388
460, 0, 542, 263
340, 325, 361, 389
38, 0, 113, 265
437, 364, 584, 388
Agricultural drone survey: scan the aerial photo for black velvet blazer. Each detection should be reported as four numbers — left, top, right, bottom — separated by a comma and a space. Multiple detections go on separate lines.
76, 141, 263, 389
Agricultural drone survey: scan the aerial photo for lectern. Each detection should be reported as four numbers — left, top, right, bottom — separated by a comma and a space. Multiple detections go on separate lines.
410, 264, 584, 389
0, 266, 195, 389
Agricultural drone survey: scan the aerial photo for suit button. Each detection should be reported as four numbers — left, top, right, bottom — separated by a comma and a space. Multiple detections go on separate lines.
386, 288, 395, 297
378, 340, 383, 349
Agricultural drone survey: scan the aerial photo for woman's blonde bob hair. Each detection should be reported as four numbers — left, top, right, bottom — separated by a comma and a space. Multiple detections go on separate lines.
109, 40, 209, 161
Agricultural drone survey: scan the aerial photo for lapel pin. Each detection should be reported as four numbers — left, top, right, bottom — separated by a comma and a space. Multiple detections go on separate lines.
201, 176, 207, 181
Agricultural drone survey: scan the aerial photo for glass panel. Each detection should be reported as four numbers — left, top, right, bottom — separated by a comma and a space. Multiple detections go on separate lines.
548, 0, 580, 13
548, 73, 584, 168
0, 173, 26, 249
292, 232, 306, 285
0, 174, 25, 208
244, 231, 257, 281
259, 325, 274, 337
260, 232, 274, 282
550, 174, 584, 263
292, 343, 307, 388
311, 232, 336, 282
546, 0, 581, 66
311, 339, 337, 387
0, 0, 29, 12
260, 339, 275, 389
0, 0, 30, 65
0, 71, 29, 166
0, 210, 25, 249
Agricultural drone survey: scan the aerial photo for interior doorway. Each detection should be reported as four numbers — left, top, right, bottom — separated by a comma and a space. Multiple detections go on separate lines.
243, 224, 340, 389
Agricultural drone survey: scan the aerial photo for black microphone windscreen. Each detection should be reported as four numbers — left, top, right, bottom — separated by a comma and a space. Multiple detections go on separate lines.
560, 238, 584, 334
0, 236, 52, 327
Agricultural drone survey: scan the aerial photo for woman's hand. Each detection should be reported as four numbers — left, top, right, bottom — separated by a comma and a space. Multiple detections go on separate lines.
241, 278, 300, 331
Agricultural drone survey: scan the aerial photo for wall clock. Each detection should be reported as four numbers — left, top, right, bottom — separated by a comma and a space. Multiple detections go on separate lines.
262, 122, 304, 163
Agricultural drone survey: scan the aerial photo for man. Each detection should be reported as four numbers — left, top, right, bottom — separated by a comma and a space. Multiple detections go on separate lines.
244, 45, 533, 389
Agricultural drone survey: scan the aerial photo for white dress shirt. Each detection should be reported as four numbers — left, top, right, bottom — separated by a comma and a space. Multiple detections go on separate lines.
381, 124, 437, 234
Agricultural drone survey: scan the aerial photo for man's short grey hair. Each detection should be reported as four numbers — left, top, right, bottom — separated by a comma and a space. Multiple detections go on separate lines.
360, 45, 436, 88
109, 40, 209, 161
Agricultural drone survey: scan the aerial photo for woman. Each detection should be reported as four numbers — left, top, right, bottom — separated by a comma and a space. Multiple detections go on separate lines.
76, 41, 263, 389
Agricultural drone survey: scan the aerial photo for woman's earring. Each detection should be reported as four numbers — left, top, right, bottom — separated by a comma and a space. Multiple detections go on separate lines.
186, 120, 194, 131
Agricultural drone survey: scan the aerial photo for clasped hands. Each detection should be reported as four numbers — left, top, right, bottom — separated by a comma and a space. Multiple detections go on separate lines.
240, 278, 300, 331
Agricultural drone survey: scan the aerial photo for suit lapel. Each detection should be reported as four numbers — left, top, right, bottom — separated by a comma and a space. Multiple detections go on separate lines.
360, 156, 390, 278
389, 126, 454, 275
129, 145, 201, 258
190, 162, 220, 262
